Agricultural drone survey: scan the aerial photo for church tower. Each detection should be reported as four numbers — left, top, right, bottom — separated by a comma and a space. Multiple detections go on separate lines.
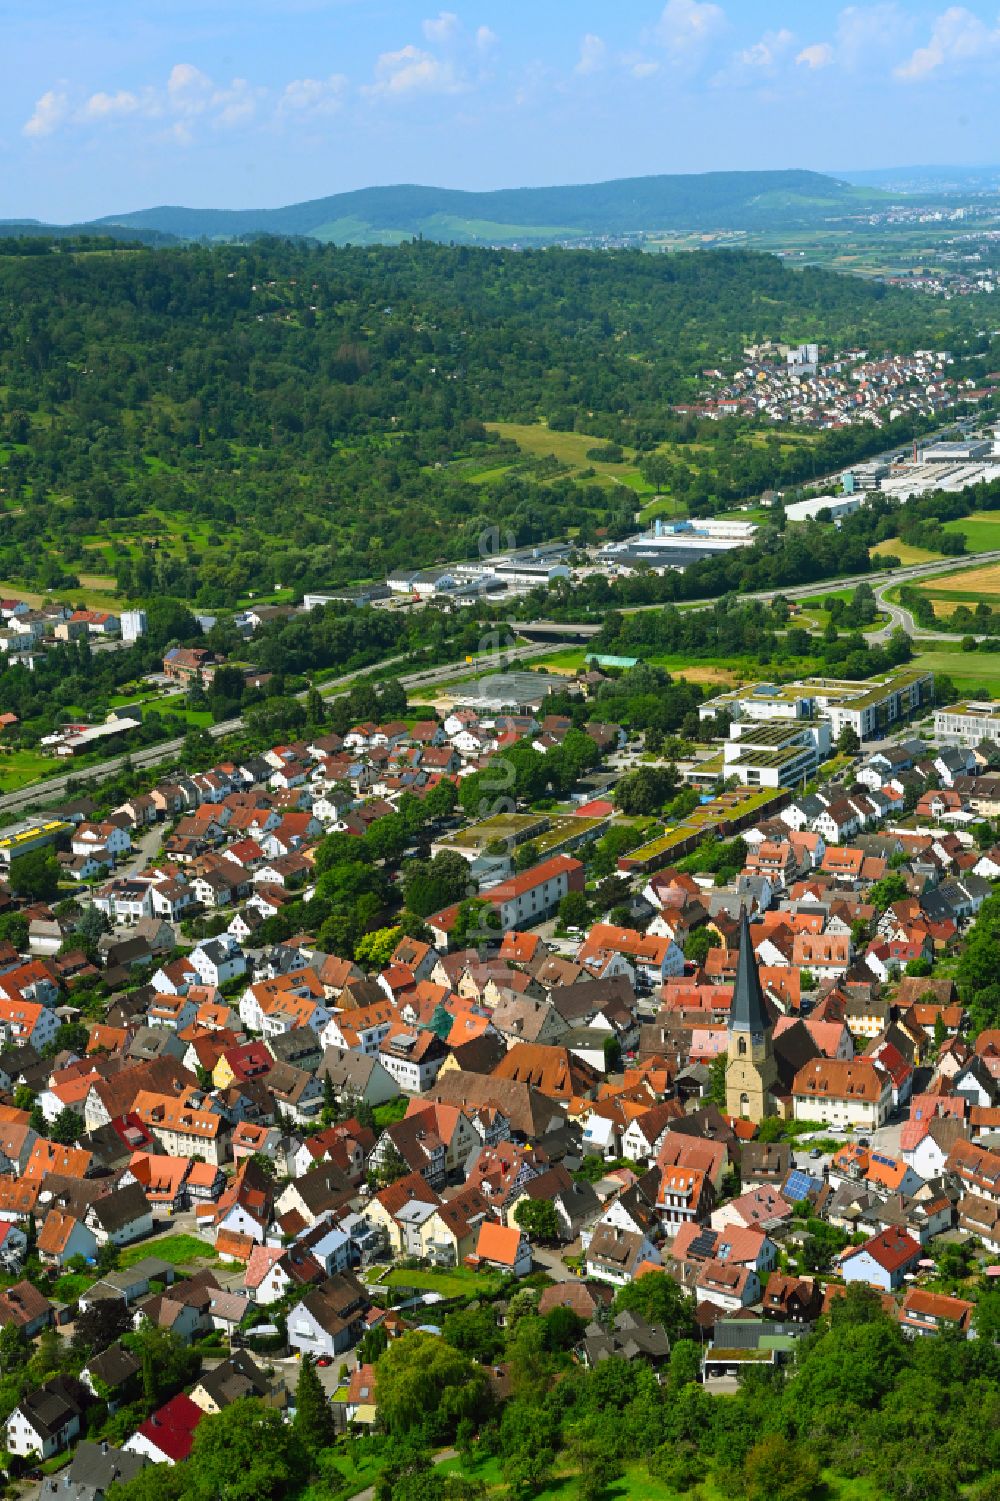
725, 910, 778, 1123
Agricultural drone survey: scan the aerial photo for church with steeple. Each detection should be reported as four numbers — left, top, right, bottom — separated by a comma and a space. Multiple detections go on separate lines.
725, 910, 778, 1123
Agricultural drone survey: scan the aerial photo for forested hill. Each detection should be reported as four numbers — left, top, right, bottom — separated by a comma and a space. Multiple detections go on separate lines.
0, 239, 986, 607
90, 169, 882, 245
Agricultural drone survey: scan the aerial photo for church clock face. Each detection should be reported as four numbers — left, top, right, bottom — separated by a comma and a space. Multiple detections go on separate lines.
751, 1032, 763, 1047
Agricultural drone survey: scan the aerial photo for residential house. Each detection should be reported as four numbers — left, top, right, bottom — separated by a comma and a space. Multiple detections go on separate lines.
470, 1221, 531, 1278
286, 1273, 370, 1360
840, 1227, 922, 1291
7, 1377, 88, 1460
899, 1288, 973, 1339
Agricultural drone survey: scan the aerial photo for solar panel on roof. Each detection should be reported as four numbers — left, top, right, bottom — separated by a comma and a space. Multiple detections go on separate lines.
784, 1170, 821, 1201
689, 1229, 717, 1259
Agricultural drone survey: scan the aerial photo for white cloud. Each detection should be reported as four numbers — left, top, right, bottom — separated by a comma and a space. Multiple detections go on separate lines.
79, 90, 141, 122
24, 62, 281, 142
23, 89, 70, 138
211, 79, 259, 129
166, 62, 213, 113
894, 5, 1000, 81
796, 41, 834, 69
279, 74, 349, 116
364, 14, 495, 100
422, 11, 459, 46
737, 27, 794, 69
836, 4, 910, 71
621, 51, 661, 78
653, 0, 726, 63
364, 43, 465, 97
575, 33, 607, 76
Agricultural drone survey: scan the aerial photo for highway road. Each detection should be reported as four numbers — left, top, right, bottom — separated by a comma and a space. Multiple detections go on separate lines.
3, 546, 994, 824
0, 640, 568, 829
513, 549, 1000, 640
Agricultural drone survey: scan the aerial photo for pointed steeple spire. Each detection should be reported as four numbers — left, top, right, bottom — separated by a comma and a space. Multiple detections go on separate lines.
730, 909, 770, 1034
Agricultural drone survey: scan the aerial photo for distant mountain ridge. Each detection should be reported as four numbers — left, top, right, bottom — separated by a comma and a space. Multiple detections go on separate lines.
75, 168, 882, 247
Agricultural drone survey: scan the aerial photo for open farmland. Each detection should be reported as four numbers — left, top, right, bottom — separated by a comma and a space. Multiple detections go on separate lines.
943, 509, 1000, 552
911, 645, 1000, 695
913, 558, 1000, 613
485, 421, 652, 493
868, 536, 943, 564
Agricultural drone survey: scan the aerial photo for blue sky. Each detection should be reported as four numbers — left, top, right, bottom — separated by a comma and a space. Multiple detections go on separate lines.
4, 1, 1000, 220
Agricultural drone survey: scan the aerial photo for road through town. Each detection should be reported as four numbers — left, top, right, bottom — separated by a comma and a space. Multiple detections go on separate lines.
3, 546, 995, 826
0, 641, 568, 830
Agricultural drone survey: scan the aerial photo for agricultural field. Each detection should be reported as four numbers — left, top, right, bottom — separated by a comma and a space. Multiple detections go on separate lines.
911, 645, 1000, 695
943, 509, 1000, 552
523, 647, 748, 686
0, 577, 121, 611
644, 655, 746, 685
912, 557, 1000, 617
485, 421, 653, 494
868, 536, 943, 564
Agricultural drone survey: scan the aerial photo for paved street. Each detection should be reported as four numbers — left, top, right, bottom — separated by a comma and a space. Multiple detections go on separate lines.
0, 640, 568, 834
530, 1245, 579, 1283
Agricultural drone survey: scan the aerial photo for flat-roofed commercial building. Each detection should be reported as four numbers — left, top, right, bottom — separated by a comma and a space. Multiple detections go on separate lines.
722, 721, 831, 790
935, 700, 1000, 746
701, 669, 934, 743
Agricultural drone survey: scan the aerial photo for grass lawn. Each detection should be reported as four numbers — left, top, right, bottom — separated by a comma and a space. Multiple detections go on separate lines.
643, 654, 749, 686
524, 647, 758, 687
436, 1453, 505, 1491
0, 746, 64, 793
156, 694, 215, 727
523, 648, 589, 672
383, 1266, 503, 1299
485, 421, 653, 494
943, 510, 1000, 552
797, 586, 863, 608
121, 1233, 219, 1269
463, 463, 515, 486
637, 494, 687, 523
911, 647, 1000, 695
436, 1456, 692, 1500
328, 1442, 386, 1501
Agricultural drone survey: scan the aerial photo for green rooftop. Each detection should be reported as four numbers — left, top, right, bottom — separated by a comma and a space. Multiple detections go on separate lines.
435, 810, 608, 858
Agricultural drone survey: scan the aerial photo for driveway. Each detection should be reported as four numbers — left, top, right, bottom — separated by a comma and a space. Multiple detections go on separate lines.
531, 1245, 578, 1283
116, 822, 164, 877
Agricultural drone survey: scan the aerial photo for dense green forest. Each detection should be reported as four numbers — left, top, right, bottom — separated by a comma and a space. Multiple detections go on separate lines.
0, 239, 988, 607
